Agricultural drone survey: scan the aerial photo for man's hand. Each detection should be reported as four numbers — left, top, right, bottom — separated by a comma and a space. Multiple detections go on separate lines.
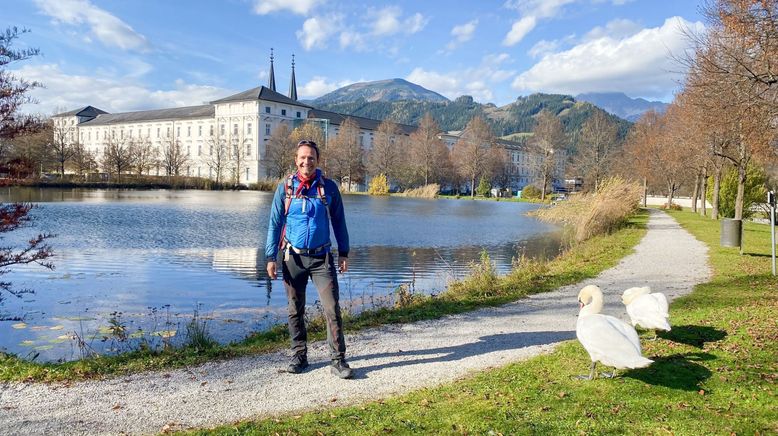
338, 257, 348, 274
267, 261, 277, 280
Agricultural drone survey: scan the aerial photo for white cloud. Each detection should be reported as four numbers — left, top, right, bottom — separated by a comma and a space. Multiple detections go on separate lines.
370, 7, 427, 36
446, 19, 478, 50
406, 53, 516, 103
503, 16, 536, 46
15, 64, 231, 115
296, 15, 344, 50
297, 76, 354, 99
252, 0, 323, 15
33, 0, 149, 51
339, 31, 366, 50
501, 0, 578, 46
583, 18, 642, 41
528, 39, 561, 58
511, 17, 705, 98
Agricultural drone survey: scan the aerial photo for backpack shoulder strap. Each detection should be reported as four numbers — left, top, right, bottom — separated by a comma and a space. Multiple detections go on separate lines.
317, 174, 328, 207
283, 174, 294, 216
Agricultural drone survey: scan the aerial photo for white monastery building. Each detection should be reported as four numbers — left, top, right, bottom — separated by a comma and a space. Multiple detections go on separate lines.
52, 53, 564, 191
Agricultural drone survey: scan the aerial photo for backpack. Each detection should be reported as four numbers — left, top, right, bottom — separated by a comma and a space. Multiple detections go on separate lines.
278, 173, 329, 250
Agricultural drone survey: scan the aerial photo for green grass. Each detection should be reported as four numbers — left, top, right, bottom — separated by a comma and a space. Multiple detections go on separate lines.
0, 212, 647, 383
183, 210, 777, 435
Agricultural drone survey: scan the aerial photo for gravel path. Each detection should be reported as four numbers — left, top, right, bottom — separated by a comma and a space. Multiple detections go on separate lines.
0, 210, 711, 435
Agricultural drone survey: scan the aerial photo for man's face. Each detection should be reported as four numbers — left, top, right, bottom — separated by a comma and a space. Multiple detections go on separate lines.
296, 145, 318, 178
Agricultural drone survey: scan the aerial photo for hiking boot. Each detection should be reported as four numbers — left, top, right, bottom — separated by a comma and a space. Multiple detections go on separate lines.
330, 358, 354, 379
285, 354, 309, 374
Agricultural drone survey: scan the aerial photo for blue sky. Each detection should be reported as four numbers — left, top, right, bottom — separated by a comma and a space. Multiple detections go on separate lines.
5, 0, 704, 116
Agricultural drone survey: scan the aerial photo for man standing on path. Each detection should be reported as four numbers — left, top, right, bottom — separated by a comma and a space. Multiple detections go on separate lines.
265, 140, 353, 379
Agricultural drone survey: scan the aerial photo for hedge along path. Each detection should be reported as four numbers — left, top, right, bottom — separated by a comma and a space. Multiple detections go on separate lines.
0, 209, 711, 436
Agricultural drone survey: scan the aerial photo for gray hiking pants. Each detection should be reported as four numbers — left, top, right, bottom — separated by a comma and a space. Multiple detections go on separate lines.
282, 250, 346, 360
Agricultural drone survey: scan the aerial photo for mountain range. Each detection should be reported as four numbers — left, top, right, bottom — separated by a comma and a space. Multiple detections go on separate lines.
575, 92, 669, 121
311, 80, 634, 146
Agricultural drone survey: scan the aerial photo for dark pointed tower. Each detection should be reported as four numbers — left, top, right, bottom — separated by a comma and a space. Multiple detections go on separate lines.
268, 48, 276, 92
288, 54, 298, 101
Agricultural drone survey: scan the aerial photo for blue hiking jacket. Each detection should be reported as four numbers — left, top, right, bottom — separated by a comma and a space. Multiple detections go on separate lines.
265, 169, 349, 261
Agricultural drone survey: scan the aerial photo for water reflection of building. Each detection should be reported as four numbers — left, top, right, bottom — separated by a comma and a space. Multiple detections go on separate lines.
211, 247, 263, 281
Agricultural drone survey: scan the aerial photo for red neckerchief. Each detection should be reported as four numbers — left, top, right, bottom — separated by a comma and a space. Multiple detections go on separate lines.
294, 171, 315, 197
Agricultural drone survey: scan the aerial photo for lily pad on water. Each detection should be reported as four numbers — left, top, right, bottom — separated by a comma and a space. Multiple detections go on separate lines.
128, 331, 145, 339
34, 345, 54, 351
11, 322, 27, 329
152, 330, 177, 338
30, 326, 47, 331
49, 325, 64, 330
48, 337, 70, 344
63, 316, 96, 322
98, 326, 115, 335
19, 340, 35, 347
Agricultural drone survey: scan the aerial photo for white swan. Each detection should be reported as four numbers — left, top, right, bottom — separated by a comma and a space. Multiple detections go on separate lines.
621, 286, 671, 338
576, 285, 653, 379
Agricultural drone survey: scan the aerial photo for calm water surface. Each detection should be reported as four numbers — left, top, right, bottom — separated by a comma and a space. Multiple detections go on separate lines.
0, 187, 560, 361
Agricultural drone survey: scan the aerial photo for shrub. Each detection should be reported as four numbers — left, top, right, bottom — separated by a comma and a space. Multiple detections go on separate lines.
660, 202, 682, 211
534, 177, 641, 242
368, 174, 390, 196
476, 177, 491, 197
707, 165, 767, 219
402, 184, 440, 198
521, 185, 542, 199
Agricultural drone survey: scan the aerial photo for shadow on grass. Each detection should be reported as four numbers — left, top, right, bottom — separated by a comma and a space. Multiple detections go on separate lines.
624, 352, 714, 391
660, 325, 727, 348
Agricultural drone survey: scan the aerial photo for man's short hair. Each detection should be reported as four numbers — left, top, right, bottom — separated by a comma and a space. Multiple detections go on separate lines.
297, 140, 319, 159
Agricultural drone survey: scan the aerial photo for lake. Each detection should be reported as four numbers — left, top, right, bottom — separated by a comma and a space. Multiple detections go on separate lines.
0, 187, 560, 361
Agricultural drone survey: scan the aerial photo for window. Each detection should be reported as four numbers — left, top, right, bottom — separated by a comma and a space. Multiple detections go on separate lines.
120, 130, 124, 139
157, 127, 160, 138
220, 124, 225, 136
96, 131, 100, 140
147, 128, 150, 137
187, 126, 191, 137
166, 127, 171, 137
281, 109, 286, 116
209, 144, 213, 155
177, 127, 181, 137
246, 143, 251, 156
198, 126, 202, 137
233, 124, 238, 135
296, 111, 301, 118
265, 106, 271, 114
247, 123, 252, 135
265, 123, 271, 135
187, 146, 191, 155
209, 125, 214, 136
128, 130, 133, 138
198, 145, 202, 156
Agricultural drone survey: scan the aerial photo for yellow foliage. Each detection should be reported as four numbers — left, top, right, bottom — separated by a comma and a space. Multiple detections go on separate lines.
368, 174, 390, 196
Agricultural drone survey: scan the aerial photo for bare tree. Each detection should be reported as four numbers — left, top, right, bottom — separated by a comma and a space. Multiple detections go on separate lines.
130, 138, 157, 176
366, 119, 403, 183
160, 135, 189, 177
327, 117, 364, 191
408, 113, 448, 186
101, 134, 134, 180
0, 27, 42, 140
451, 116, 496, 197
50, 121, 74, 177
530, 110, 566, 199
265, 123, 296, 178
574, 110, 619, 191
68, 141, 97, 178
204, 136, 230, 184
230, 138, 249, 185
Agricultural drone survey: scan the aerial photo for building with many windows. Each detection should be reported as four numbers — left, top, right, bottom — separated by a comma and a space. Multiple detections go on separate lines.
52, 54, 565, 190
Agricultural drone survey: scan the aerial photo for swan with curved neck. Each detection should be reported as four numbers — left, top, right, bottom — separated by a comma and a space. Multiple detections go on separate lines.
576, 285, 653, 379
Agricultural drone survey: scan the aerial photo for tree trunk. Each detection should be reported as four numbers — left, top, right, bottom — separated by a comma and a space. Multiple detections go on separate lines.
691, 170, 700, 213
712, 166, 722, 220
642, 177, 647, 207
470, 174, 475, 198
734, 162, 747, 220
700, 167, 708, 217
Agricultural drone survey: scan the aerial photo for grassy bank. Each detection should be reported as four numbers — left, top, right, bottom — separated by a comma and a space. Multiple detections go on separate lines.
185, 210, 776, 435
0, 212, 647, 383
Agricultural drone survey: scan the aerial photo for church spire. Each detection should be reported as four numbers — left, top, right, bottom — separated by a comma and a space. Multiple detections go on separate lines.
288, 54, 298, 101
268, 48, 276, 91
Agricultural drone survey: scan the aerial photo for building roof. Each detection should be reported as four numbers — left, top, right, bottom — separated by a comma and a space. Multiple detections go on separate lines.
307, 109, 417, 135
79, 105, 214, 126
52, 106, 109, 118
210, 86, 312, 108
